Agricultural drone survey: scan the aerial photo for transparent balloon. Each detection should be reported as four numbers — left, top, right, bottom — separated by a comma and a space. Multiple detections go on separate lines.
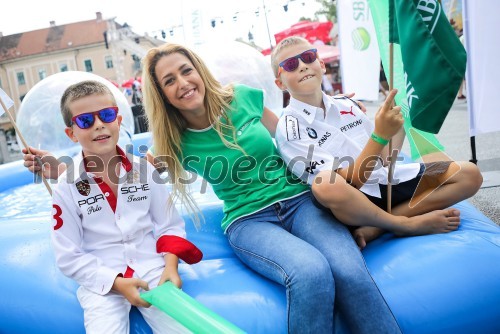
16, 71, 134, 154
195, 41, 283, 114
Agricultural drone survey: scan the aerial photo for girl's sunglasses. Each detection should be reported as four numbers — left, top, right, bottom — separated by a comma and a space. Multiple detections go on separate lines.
277, 49, 318, 77
71, 107, 119, 129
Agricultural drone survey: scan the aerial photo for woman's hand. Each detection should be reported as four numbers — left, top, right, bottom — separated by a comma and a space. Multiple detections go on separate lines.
336, 92, 367, 113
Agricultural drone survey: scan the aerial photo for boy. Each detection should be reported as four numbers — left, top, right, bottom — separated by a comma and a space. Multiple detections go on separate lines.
52, 80, 202, 333
272, 37, 482, 248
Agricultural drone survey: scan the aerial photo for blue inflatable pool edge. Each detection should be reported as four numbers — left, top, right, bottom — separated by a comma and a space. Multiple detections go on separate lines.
1, 133, 499, 334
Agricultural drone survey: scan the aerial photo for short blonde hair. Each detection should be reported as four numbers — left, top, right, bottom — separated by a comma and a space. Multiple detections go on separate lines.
60, 80, 116, 127
270, 36, 311, 77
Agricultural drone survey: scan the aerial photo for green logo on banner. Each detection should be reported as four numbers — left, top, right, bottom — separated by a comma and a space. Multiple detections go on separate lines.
352, 27, 370, 51
416, 0, 441, 34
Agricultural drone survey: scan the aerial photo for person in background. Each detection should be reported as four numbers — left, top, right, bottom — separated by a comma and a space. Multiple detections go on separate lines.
457, 30, 466, 100
321, 64, 334, 95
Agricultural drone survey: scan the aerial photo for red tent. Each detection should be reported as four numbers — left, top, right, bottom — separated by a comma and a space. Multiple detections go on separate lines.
274, 20, 333, 45
261, 20, 336, 59
261, 48, 272, 56
121, 77, 142, 88
107, 79, 119, 88
315, 44, 340, 63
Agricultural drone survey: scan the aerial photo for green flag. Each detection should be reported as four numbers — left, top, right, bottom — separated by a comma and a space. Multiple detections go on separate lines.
369, 0, 446, 160
389, 0, 466, 134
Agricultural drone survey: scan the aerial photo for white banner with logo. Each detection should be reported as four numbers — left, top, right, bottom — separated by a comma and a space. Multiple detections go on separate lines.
337, 0, 380, 101
0, 88, 14, 116
463, 0, 500, 136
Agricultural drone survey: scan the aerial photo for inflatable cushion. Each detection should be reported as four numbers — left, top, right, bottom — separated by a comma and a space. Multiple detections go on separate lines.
0, 135, 499, 333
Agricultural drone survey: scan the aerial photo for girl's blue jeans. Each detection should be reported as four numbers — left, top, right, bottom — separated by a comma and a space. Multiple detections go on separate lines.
226, 192, 401, 334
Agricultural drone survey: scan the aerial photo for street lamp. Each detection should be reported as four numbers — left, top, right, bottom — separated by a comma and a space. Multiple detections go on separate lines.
262, 0, 274, 50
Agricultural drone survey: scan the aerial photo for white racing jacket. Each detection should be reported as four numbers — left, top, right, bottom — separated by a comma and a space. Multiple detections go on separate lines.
275, 94, 420, 198
51, 146, 201, 295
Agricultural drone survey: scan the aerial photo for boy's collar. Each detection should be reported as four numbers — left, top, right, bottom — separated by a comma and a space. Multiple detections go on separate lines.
79, 145, 132, 176
288, 91, 333, 124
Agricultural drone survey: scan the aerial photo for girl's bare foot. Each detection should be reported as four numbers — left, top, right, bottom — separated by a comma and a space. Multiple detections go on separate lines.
398, 208, 460, 236
352, 226, 385, 250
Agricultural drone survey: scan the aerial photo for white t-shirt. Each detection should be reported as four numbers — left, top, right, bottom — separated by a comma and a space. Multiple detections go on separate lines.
275, 93, 420, 198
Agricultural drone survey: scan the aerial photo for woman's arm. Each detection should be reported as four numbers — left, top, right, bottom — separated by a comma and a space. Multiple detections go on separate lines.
146, 151, 155, 165
261, 107, 279, 138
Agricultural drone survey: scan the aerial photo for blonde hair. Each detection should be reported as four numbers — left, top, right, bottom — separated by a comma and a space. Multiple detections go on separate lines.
270, 36, 311, 77
142, 43, 240, 223
60, 80, 116, 127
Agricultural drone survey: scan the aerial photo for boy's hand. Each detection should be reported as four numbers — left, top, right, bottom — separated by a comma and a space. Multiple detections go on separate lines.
374, 89, 403, 140
22, 146, 62, 180
158, 267, 182, 289
336, 92, 367, 113
112, 276, 151, 308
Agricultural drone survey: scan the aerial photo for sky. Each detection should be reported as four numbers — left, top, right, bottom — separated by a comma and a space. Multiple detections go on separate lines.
0, 0, 323, 49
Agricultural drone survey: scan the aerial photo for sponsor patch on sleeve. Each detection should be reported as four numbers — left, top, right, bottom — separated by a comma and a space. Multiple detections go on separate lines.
285, 115, 301, 141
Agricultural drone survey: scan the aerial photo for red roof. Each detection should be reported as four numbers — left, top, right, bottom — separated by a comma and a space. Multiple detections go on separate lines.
0, 19, 120, 62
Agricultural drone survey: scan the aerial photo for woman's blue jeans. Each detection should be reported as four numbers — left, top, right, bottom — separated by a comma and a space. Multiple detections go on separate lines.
226, 192, 401, 334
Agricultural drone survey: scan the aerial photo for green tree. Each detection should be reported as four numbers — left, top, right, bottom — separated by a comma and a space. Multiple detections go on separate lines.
315, 0, 337, 22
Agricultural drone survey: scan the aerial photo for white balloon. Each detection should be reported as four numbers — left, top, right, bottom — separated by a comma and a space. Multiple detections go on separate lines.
195, 41, 283, 114
16, 71, 134, 153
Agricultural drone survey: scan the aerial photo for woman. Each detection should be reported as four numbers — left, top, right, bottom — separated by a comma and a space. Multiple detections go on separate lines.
141, 43, 401, 334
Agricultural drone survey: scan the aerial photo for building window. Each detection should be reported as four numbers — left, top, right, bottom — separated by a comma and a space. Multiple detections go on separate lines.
105, 56, 113, 69
84, 59, 93, 72
60, 63, 68, 72
17, 72, 26, 85
38, 68, 47, 80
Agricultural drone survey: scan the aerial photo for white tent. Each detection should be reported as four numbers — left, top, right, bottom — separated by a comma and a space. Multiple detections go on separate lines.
463, 0, 500, 136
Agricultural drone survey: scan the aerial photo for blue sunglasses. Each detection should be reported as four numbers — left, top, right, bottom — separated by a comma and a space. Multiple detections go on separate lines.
277, 49, 318, 77
71, 107, 118, 129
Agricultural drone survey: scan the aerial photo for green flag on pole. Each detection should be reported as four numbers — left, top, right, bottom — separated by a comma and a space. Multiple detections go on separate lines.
389, 0, 466, 134
370, 0, 447, 160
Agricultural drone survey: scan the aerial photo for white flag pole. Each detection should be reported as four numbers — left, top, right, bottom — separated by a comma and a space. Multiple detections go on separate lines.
387, 42, 394, 213
0, 98, 52, 196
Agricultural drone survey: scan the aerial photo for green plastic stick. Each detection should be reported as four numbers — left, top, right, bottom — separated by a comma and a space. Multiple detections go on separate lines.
141, 282, 245, 334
